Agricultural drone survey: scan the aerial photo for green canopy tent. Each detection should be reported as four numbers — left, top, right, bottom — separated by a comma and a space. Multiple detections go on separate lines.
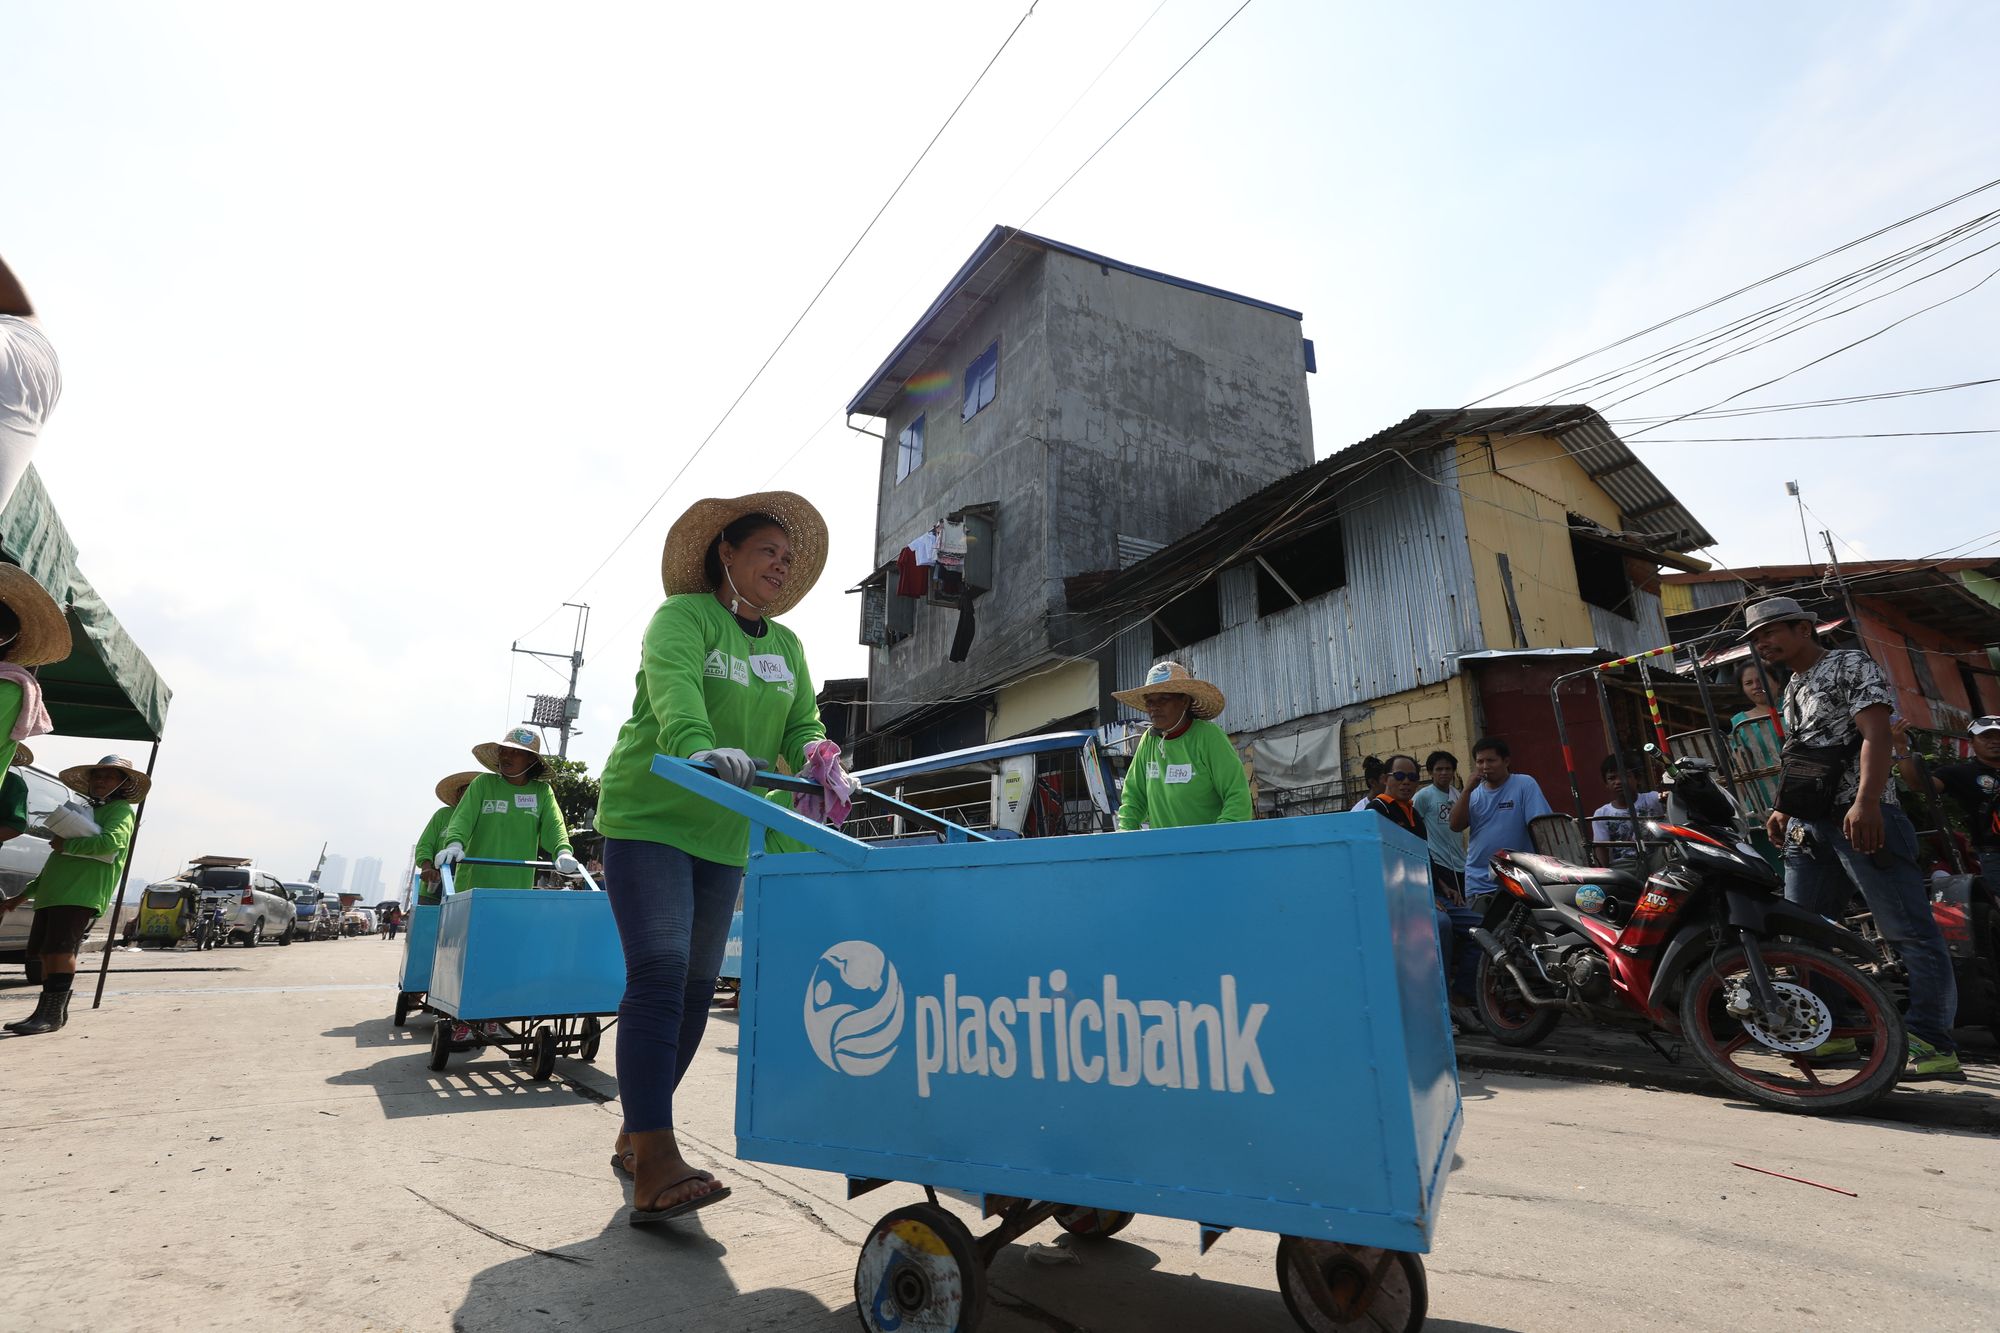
1, 465, 173, 1006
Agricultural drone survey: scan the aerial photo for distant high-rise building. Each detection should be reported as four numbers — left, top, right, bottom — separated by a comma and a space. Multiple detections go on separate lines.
319, 855, 348, 895
353, 856, 383, 900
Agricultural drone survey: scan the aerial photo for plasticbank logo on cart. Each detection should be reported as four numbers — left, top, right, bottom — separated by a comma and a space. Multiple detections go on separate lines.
803, 940, 1272, 1099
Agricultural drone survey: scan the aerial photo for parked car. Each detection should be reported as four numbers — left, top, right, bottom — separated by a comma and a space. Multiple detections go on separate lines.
283, 881, 338, 941
341, 907, 375, 937
186, 857, 298, 947
0, 762, 99, 982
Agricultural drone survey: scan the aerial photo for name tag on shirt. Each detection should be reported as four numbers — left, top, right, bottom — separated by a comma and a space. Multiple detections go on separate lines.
748, 654, 794, 685
514, 794, 538, 812
1164, 763, 1195, 785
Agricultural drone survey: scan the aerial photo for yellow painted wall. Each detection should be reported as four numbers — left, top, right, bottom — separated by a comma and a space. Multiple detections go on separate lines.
1341, 676, 1479, 771
1454, 433, 1621, 651
988, 659, 1099, 742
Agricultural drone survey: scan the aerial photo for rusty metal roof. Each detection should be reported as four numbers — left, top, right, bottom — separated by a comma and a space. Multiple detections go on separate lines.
1069, 405, 1712, 613
845, 225, 1303, 419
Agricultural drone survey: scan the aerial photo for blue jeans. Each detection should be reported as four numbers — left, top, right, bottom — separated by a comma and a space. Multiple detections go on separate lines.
1784, 805, 1957, 1051
602, 838, 742, 1134
1978, 849, 2000, 889
1441, 895, 1490, 999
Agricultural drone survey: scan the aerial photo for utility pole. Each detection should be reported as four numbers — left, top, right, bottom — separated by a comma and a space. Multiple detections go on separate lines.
308, 841, 327, 885
1820, 530, 1870, 661
1785, 481, 1812, 567
512, 602, 589, 758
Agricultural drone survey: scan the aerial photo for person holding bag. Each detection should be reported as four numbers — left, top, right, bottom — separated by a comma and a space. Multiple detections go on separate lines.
593, 490, 830, 1224
1747, 597, 1961, 1082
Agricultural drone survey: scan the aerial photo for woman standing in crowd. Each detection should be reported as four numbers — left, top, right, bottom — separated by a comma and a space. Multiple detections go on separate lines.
593, 491, 829, 1224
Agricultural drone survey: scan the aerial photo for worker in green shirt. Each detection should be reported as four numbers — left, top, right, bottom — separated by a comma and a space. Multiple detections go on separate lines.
413, 770, 479, 905
434, 731, 578, 892
2, 754, 148, 1036
1114, 661, 1252, 830
0, 741, 33, 841
594, 490, 829, 1225
0, 564, 68, 775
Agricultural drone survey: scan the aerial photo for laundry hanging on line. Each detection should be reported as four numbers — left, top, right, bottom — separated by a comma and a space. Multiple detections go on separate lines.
894, 546, 928, 597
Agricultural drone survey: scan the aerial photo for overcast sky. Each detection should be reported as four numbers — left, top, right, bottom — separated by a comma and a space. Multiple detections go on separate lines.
5, 0, 1997, 889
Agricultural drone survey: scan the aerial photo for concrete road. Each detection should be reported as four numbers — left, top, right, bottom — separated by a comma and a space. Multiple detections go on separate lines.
2, 940, 1995, 1332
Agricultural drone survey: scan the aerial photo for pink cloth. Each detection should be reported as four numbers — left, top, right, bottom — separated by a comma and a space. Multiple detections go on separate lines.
796, 738, 854, 828
0, 662, 53, 741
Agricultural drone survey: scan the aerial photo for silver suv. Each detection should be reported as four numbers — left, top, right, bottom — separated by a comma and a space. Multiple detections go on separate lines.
187, 859, 298, 947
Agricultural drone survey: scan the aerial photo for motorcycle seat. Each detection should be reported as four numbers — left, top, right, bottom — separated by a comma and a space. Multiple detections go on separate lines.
1506, 853, 1642, 892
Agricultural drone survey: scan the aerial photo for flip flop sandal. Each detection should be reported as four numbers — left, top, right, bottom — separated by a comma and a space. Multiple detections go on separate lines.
610, 1150, 634, 1176
630, 1174, 732, 1226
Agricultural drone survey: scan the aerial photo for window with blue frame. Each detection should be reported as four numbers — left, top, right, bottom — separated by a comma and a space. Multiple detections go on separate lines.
896, 415, 925, 483
962, 341, 998, 423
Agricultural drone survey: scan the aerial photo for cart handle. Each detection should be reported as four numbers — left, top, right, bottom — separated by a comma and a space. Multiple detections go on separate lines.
648, 757, 991, 866
438, 858, 601, 896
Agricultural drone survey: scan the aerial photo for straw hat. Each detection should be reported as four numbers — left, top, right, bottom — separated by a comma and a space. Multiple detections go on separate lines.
660, 491, 827, 618
60, 753, 151, 802
1112, 661, 1226, 721
472, 728, 551, 779
0, 564, 72, 667
435, 770, 480, 806
11, 742, 32, 768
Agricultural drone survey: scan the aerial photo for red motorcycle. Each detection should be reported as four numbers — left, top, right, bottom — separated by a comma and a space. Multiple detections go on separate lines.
1471, 751, 1905, 1114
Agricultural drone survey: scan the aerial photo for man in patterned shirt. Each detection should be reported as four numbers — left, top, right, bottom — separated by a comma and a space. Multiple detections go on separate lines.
1748, 597, 1961, 1081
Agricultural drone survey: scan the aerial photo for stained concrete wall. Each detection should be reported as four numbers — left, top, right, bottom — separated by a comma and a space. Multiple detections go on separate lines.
865, 246, 1314, 729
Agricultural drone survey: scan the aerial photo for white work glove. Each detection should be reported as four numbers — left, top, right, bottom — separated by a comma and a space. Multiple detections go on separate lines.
692, 747, 757, 789
434, 843, 465, 870
554, 851, 581, 876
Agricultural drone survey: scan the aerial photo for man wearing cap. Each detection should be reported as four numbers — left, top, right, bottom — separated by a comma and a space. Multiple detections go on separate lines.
1113, 662, 1251, 831
1898, 714, 2000, 889
1748, 596, 1962, 1081
1, 755, 146, 1036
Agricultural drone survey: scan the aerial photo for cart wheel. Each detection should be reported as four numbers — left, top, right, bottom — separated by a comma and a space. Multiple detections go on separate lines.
1275, 1237, 1425, 1333
1052, 1206, 1134, 1240
580, 1016, 603, 1063
427, 1021, 452, 1072
530, 1027, 558, 1081
853, 1202, 987, 1333
394, 992, 415, 1028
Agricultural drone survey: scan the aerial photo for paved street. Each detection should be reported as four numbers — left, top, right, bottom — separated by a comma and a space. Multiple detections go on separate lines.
3, 941, 1996, 1332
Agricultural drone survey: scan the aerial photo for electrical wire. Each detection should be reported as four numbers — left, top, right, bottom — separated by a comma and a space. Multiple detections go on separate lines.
1634, 428, 2000, 442
1605, 376, 2000, 423
513, 0, 1044, 644
1463, 174, 2000, 408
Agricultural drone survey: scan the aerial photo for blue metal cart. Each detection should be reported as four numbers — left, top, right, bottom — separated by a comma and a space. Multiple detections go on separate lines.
421, 858, 622, 1082
653, 757, 1460, 1333
393, 870, 442, 1027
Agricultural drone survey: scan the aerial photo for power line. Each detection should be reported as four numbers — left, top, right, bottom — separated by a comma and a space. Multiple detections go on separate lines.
1463, 174, 2000, 408
1636, 428, 2000, 442
514, 0, 1044, 643
1605, 375, 2000, 423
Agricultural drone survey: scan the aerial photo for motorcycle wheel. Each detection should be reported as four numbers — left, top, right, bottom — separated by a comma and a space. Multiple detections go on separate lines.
1679, 940, 1905, 1115
1472, 950, 1561, 1046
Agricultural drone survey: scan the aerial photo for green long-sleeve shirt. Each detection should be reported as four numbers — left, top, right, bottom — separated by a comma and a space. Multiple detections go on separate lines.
596, 594, 825, 867
1116, 719, 1252, 831
0, 681, 22, 775
441, 773, 571, 891
27, 799, 137, 914
413, 805, 453, 863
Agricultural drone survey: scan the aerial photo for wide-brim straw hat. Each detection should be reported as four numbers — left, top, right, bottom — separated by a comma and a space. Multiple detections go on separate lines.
12, 742, 32, 768
660, 491, 827, 619
0, 564, 72, 667
435, 770, 481, 806
1112, 660, 1226, 721
472, 727, 551, 779
60, 753, 151, 802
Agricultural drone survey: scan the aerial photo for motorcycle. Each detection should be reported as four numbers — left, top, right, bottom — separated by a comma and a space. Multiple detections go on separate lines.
1471, 748, 1905, 1115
